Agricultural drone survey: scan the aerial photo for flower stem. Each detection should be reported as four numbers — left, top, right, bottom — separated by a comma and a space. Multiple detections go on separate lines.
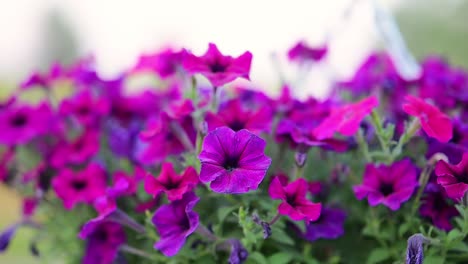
410, 164, 433, 218
120, 244, 157, 260
196, 225, 218, 241
269, 213, 281, 225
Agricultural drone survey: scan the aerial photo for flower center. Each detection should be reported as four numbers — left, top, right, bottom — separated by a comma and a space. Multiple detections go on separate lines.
223, 156, 239, 171
10, 114, 27, 127
209, 61, 227, 73
71, 180, 88, 191
379, 183, 394, 196
229, 120, 246, 132
77, 106, 91, 116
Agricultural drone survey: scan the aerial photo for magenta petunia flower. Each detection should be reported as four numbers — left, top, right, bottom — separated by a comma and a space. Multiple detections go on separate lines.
268, 177, 322, 222
59, 89, 110, 127
402, 95, 453, 143
199, 127, 271, 193
138, 111, 196, 164
353, 159, 418, 210
144, 163, 198, 201
0, 103, 54, 145
313, 96, 379, 140
435, 153, 468, 200
303, 207, 346, 241
50, 130, 100, 168
52, 163, 107, 210
182, 43, 252, 87
205, 99, 272, 134
152, 192, 200, 257
79, 220, 126, 264
287, 41, 328, 63
132, 47, 183, 78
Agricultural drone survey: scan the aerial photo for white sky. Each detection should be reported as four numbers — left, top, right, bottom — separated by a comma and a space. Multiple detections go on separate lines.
0, 0, 400, 97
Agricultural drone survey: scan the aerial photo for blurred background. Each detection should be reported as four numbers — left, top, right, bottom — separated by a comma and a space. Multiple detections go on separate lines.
1, 0, 467, 262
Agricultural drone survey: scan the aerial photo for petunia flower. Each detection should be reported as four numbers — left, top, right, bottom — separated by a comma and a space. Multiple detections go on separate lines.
132, 47, 183, 78
303, 207, 346, 241
0, 224, 19, 252
268, 177, 322, 222
353, 159, 418, 210
199, 127, 271, 193
205, 99, 272, 134
79, 220, 126, 264
313, 96, 379, 140
435, 153, 468, 200
152, 192, 200, 257
106, 118, 144, 163
59, 89, 110, 127
50, 130, 100, 168
182, 43, 252, 87
402, 95, 453, 143
0, 103, 54, 145
419, 181, 458, 231
52, 163, 107, 210
144, 163, 198, 201
287, 41, 328, 63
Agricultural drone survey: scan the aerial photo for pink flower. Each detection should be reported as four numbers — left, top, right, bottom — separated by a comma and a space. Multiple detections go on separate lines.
287, 41, 328, 63
353, 159, 418, 210
52, 163, 107, 210
50, 130, 100, 168
402, 95, 453, 143
314, 96, 379, 140
132, 47, 183, 78
268, 177, 322, 222
144, 163, 198, 201
435, 153, 468, 200
182, 43, 252, 87
205, 99, 272, 134
59, 90, 110, 127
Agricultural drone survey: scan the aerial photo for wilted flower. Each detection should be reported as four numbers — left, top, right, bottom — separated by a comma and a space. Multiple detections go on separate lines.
435, 153, 468, 200
182, 43, 252, 87
353, 159, 418, 210
227, 239, 249, 264
268, 177, 322, 222
199, 127, 271, 193
144, 162, 198, 201
0, 224, 19, 252
402, 95, 453, 143
406, 233, 429, 264
152, 192, 200, 256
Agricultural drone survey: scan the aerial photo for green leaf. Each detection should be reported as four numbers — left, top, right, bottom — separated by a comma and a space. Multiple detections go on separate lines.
423, 256, 445, 264
217, 205, 238, 223
247, 252, 268, 264
398, 222, 412, 237
451, 241, 468, 253
366, 248, 391, 264
447, 229, 463, 242
270, 226, 295, 246
267, 252, 294, 264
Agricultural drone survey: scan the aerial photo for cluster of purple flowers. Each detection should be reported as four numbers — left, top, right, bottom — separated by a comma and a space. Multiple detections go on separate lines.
1, 40, 468, 264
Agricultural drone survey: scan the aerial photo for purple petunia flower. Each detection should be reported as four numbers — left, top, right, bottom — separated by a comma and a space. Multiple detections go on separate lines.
144, 163, 198, 201
419, 181, 458, 231
353, 159, 418, 210
0, 103, 54, 145
199, 127, 271, 193
52, 163, 107, 210
79, 220, 126, 264
152, 192, 200, 256
182, 43, 252, 87
268, 177, 322, 222
0, 224, 19, 252
205, 99, 272, 134
287, 41, 328, 63
303, 207, 346, 241
227, 239, 249, 264
435, 153, 468, 200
